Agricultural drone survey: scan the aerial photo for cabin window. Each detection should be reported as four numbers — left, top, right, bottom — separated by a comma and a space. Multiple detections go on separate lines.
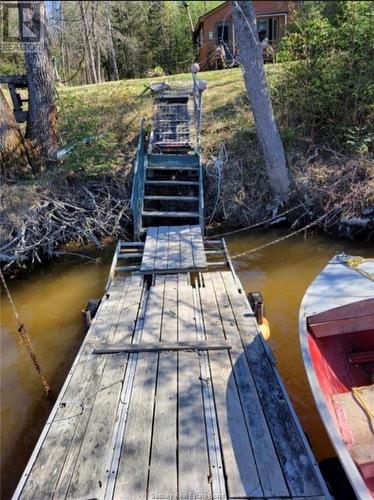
257, 17, 279, 42
197, 28, 204, 47
216, 22, 230, 45
208, 31, 214, 41
269, 18, 278, 42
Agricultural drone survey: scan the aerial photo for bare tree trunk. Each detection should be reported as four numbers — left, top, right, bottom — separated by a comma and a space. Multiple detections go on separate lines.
85, 58, 91, 85
64, 37, 70, 83
59, 1, 66, 82
0, 89, 33, 178
231, 0, 292, 202
63, 3, 71, 84
91, 2, 101, 83
105, 2, 119, 81
97, 43, 102, 83
79, 0, 97, 84
182, 1, 194, 34
20, 0, 58, 172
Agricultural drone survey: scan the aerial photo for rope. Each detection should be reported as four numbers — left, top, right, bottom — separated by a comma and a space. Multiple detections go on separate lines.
340, 255, 374, 282
231, 211, 333, 259
0, 269, 51, 395
209, 203, 304, 238
352, 386, 374, 419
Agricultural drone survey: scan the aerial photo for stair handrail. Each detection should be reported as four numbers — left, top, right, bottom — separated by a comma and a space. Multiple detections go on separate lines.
131, 119, 146, 239
192, 66, 207, 152
192, 72, 202, 151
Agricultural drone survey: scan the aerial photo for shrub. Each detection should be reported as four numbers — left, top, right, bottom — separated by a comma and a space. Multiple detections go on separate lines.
275, 1, 374, 151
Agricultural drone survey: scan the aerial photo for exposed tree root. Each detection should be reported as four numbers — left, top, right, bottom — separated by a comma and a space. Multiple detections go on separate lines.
1, 148, 372, 275
0, 170, 131, 272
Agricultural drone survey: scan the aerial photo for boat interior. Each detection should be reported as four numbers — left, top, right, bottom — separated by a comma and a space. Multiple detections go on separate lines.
307, 297, 374, 487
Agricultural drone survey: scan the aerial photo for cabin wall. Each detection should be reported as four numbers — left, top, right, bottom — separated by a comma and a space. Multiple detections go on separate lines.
195, 1, 290, 70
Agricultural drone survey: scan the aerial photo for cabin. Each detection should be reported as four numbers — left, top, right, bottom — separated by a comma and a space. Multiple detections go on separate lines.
193, 1, 291, 70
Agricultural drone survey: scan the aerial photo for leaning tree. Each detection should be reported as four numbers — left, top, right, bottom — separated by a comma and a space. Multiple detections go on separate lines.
19, 0, 58, 172
0, 88, 33, 178
231, 0, 292, 203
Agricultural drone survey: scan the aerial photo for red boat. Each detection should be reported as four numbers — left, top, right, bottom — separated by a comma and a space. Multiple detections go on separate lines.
299, 254, 374, 499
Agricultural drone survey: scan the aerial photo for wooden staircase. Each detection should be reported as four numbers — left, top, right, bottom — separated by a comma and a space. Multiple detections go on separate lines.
142, 152, 202, 230
132, 86, 204, 238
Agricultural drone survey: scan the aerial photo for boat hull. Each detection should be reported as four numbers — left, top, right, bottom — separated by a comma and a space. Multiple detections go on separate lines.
299, 255, 374, 499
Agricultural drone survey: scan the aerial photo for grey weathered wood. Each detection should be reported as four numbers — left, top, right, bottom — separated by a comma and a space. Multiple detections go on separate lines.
190, 224, 207, 269
18, 419, 77, 500
221, 271, 325, 498
93, 339, 231, 354
192, 283, 226, 497
8, 84, 21, 111
120, 241, 145, 247
0, 74, 28, 84
167, 225, 181, 271
140, 226, 158, 271
147, 164, 199, 170
144, 195, 199, 201
148, 275, 178, 498
140, 225, 206, 274
104, 284, 150, 500
180, 225, 194, 270
154, 225, 169, 270
205, 249, 225, 255
145, 180, 199, 186
113, 279, 165, 498
178, 275, 211, 498
17, 277, 130, 498
64, 276, 144, 499
142, 210, 200, 218
207, 261, 228, 267
115, 265, 141, 272
211, 272, 289, 497
53, 277, 140, 498
200, 274, 262, 498
117, 252, 143, 259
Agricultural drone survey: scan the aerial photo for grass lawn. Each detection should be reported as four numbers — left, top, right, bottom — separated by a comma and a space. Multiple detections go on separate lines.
2, 65, 371, 265
57, 67, 258, 175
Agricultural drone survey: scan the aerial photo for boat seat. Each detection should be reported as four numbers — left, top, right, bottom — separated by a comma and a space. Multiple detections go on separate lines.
349, 351, 374, 364
332, 386, 374, 480
307, 297, 374, 338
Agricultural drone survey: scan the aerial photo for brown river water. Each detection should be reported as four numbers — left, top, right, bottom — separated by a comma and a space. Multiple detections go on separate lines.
1, 230, 372, 499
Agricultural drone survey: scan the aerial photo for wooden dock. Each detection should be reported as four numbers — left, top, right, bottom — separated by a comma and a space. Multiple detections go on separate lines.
12, 85, 330, 499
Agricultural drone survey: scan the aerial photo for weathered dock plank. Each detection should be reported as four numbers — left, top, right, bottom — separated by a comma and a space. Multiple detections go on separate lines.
13, 265, 330, 500
140, 225, 207, 274
221, 271, 327, 498
148, 274, 178, 499
93, 339, 231, 353
200, 273, 262, 498
113, 279, 165, 498
154, 225, 169, 271
210, 272, 289, 497
179, 225, 194, 270
17, 277, 130, 499
141, 226, 158, 272
64, 275, 143, 499
177, 274, 212, 498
